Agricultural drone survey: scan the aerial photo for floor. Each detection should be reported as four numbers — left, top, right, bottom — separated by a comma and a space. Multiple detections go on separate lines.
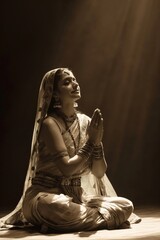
0, 206, 160, 240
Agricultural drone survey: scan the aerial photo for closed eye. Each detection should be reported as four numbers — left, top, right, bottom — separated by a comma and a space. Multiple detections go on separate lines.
63, 77, 77, 85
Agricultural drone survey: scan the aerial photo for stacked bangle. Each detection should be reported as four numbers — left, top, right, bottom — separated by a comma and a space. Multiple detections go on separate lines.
92, 143, 104, 160
77, 141, 94, 159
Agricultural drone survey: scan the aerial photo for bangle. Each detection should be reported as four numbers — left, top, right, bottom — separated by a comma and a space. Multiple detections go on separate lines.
92, 144, 104, 160
77, 141, 94, 159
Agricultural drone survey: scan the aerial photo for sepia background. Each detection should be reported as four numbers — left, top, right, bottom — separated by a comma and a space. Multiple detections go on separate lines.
1, 0, 160, 211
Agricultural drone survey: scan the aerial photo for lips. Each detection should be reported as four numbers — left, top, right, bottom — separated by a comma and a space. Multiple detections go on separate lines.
71, 90, 80, 94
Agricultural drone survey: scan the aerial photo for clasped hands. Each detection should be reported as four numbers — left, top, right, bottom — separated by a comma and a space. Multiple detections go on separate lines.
88, 109, 104, 146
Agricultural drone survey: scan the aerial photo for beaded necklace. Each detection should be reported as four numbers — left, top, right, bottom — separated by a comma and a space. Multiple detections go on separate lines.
55, 110, 81, 154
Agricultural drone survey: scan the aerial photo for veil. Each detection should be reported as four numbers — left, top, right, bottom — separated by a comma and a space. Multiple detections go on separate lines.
0, 67, 141, 229
0, 68, 59, 228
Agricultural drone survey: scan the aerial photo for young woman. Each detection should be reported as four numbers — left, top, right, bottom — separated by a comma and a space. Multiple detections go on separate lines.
0, 68, 140, 233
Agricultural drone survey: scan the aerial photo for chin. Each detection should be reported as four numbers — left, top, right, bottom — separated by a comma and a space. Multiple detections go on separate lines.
75, 95, 81, 101
72, 93, 81, 101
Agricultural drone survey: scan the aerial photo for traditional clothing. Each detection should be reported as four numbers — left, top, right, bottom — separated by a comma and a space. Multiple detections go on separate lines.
0, 68, 141, 232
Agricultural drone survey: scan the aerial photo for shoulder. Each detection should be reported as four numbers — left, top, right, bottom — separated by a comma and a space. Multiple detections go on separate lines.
42, 116, 62, 133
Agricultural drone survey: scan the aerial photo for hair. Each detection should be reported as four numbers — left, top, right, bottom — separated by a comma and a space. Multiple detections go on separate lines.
47, 68, 71, 114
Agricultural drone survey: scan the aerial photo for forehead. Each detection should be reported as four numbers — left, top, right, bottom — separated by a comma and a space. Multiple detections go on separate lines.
61, 70, 75, 79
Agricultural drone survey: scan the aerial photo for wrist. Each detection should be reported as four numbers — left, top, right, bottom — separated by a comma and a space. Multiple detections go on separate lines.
77, 140, 94, 160
92, 143, 104, 160
88, 138, 101, 147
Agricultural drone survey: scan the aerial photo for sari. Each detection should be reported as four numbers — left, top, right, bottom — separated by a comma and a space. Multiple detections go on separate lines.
0, 68, 141, 232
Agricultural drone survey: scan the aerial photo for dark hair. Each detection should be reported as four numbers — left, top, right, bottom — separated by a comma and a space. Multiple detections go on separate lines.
47, 68, 71, 114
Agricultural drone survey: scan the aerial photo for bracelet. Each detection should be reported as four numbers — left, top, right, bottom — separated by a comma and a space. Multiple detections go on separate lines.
77, 141, 94, 159
92, 143, 104, 160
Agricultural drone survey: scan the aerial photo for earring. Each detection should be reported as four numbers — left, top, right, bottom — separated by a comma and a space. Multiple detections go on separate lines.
53, 102, 62, 108
53, 97, 62, 108
74, 102, 78, 108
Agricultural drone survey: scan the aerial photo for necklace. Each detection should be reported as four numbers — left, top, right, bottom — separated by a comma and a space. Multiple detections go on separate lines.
56, 110, 81, 154
67, 117, 81, 154
56, 110, 77, 124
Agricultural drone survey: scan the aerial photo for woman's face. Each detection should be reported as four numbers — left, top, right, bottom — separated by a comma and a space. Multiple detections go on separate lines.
56, 70, 81, 104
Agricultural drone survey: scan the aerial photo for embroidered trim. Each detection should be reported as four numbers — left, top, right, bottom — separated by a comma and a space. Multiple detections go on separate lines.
32, 172, 81, 188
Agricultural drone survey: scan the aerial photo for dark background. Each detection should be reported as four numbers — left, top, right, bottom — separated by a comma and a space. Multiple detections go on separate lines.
1, 0, 160, 210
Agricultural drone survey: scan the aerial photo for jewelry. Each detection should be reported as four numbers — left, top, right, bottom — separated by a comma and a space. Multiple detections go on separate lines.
53, 101, 78, 110
67, 118, 81, 154
77, 140, 94, 159
53, 103, 62, 108
92, 144, 104, 160
56, 110, 80, 154
56, 110, 77, 124
53, 100, 62, 108
53, 96, 62, 108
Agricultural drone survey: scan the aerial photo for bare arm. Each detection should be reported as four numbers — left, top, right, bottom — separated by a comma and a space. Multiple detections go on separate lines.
88, 109, 107, 178
91, 143, 107, 178
40, 117, 92, 177
41, 109, 106, 178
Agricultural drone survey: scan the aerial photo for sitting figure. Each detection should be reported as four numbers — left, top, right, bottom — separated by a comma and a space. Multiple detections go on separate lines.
0, 68, 140, 233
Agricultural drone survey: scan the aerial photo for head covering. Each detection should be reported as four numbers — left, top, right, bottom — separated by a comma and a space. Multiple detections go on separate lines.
23, 69, 58, 195
0, 68, 70, 227
0, 68, 141, 229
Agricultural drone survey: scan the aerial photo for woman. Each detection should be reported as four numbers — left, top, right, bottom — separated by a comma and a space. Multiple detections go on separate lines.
0, 68, 140, 233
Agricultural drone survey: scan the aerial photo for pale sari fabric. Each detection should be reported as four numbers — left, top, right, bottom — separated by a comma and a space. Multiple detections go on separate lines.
22, 113, 134, 232
0, 68, 140, 231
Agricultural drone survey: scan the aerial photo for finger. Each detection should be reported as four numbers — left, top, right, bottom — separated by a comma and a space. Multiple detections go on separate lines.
90, 111, 96, 126
94, 109, 100, 125
98, 117, 103, 129
91, 109, 99, 126
96, 110, 102, 127
94, 109, 101, 127
98, 118, 104, 141
97, 111, 102, 124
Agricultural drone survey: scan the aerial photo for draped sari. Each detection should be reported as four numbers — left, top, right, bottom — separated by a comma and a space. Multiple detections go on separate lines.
0, 68, 141, 232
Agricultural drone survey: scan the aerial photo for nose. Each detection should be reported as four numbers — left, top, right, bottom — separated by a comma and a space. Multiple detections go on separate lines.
72, 80, 79, 89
